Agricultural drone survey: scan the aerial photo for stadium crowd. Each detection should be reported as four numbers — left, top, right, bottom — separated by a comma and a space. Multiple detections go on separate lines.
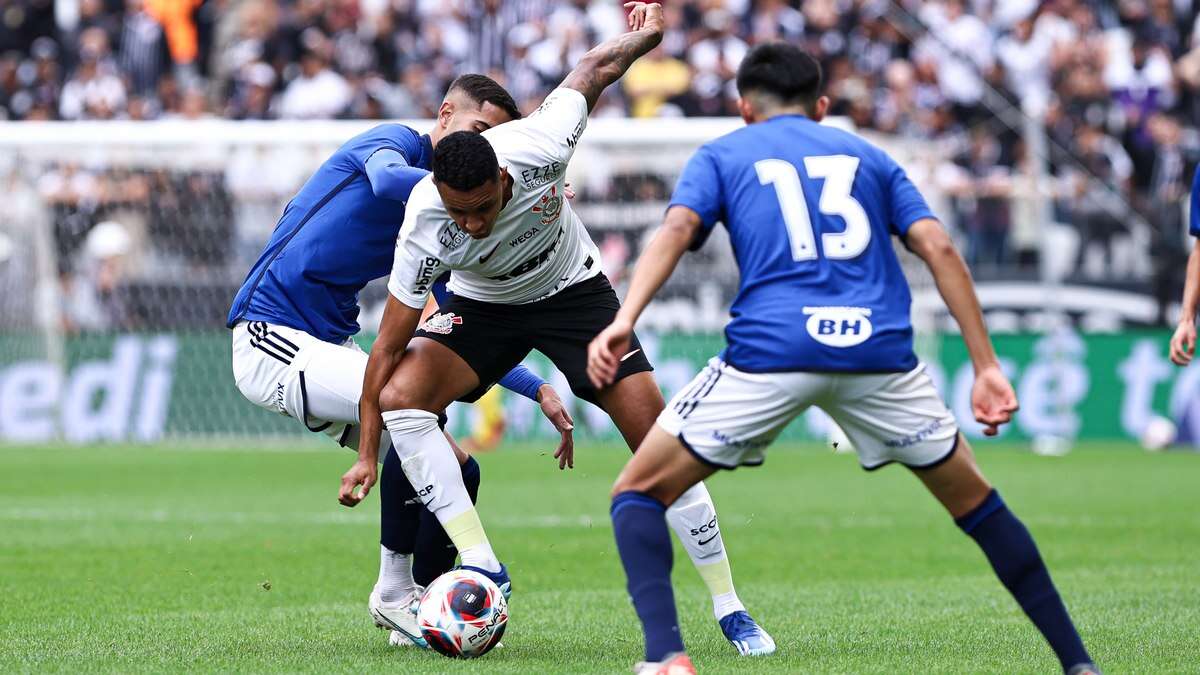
3, 0, 1200, 328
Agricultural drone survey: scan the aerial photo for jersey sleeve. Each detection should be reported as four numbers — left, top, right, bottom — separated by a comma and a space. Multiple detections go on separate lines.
387, 185, 446, 309
519, 88, 589, 164
345, 124, 423, 173
884, 155, 936, 236
365, 149, 429, 201
668, 145, 724, 250
1191, 168, 1200, 237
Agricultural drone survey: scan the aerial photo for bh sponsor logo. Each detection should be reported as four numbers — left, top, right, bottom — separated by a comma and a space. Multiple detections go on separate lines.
804, 306, 873, 347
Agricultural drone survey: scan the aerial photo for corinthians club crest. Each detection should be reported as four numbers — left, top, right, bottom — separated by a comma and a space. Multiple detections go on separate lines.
530, 185, 563, 226
419, 312, 463, 335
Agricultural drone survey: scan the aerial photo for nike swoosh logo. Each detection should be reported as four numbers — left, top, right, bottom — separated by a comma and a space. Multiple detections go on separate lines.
620, 349, 642, 362
479, 243, 500, 264
698, 533, 719, 546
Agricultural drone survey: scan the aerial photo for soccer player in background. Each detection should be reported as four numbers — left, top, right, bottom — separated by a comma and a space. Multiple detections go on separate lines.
1168, 168, 1200, 365
341, 3, 775, 656
226, 75, 575, 648
588, 44, 1100, 675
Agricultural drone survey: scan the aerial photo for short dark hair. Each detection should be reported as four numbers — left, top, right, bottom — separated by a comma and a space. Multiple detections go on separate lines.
433, 131, 500, 191
447, 74, 522, 121
735, 43, 823, 108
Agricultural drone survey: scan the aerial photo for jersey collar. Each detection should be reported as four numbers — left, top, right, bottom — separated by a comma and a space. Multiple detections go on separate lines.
417, 134, 434, 170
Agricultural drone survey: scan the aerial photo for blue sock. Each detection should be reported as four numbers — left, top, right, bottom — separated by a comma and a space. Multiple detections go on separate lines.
957, 490, 1092, 672
379, 443, 419, 554
611, 491, 684, 662
413, 456, 481, 586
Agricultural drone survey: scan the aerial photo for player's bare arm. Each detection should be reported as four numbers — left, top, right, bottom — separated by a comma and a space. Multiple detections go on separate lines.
587, 206, 700, 388
906, 218, 1017, 436
1170, 239, 1200, 365
560, 2, 664, 111
339, 295, 423, 507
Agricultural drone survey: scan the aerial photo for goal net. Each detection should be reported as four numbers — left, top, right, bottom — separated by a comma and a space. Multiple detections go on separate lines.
0, 119, 947, 445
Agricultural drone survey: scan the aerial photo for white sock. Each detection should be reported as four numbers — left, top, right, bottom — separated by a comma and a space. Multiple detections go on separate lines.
666, 481, 746, 620
375, 544, 416, 603
383, 409, 501, 573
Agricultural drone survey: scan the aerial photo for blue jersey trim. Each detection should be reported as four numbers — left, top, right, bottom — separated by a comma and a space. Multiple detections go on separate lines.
227, 171, 359, 330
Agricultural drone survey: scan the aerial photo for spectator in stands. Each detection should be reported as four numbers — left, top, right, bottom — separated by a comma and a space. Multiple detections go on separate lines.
59, 28, 126, 120
62, 221, 134, 333
623, 44, 690, 118
1068, 124, 1134, 278
277, 42, 350, 119
919, 0, 994, 122
941, 125, 1015, 272
118, 0, 168, 96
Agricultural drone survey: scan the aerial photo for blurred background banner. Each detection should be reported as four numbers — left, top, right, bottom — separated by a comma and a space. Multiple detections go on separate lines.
2, 0, 1199, 446
0, 328, 1196, 444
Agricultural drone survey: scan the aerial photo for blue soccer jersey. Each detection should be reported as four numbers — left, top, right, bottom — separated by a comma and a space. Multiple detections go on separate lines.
669, 114, 935, 373
227, 124, 433, 343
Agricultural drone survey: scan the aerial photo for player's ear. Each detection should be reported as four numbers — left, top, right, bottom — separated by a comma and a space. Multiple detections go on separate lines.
811, 96, 831, 123
437, 100, 454, 130
736, 97, 755, 125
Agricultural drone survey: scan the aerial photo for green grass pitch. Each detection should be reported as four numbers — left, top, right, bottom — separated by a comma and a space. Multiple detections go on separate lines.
1, 441, 1197, 673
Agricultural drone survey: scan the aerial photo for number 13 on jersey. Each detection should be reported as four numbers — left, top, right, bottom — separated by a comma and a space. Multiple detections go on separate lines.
755, 155, 871, 262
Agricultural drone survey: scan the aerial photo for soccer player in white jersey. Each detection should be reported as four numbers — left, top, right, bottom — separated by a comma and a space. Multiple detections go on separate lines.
338, 2, 775, 656
588, 44, 1099, 675
227, 76, 575, 648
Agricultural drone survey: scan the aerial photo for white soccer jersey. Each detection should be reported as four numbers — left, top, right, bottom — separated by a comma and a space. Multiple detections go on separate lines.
387, 88, 601, 307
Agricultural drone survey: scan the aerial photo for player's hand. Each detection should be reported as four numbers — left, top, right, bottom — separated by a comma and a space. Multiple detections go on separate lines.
537, 384, 575, 469
338, 459, 377, 507
564, 182, 576, 200
624, 2, 664, 33
587, 318, 634, 389
971, 364, 1018, 437
1170, 321, 1196, 366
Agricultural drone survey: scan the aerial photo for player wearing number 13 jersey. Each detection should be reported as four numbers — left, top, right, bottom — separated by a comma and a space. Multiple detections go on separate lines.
589, 43, 1098, 675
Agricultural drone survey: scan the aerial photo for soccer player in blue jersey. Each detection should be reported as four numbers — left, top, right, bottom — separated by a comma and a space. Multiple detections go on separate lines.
1169, 168, 1200, 365
588, 44, 1100, 675
226, 75, 575, 648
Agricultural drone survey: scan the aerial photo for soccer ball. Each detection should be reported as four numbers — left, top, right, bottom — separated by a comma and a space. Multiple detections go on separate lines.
416, 569, 508, 658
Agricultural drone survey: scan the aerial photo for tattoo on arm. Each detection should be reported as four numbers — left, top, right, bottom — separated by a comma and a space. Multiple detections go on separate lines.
560, 26, 663, 111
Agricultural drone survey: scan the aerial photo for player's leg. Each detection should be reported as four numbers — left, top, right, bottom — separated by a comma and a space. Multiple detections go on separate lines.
286, 334, 435, 644
597, 372, 754, 627
610, 427, 715, 673
411, 432, 482, 587
377, 337, 506, 578
531, 276, 769, 651
609, 359, 800, 670
910, 439, 1098, 674
827, 366, 1097, 674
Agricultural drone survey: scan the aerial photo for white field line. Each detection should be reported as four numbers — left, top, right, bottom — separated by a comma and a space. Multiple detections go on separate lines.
0, 506, 1168, 530
0, 506, 602, 528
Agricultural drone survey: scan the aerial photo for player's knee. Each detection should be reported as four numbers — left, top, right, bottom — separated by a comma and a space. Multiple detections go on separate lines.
611, 470, 676, 506
379, 380, 418, 412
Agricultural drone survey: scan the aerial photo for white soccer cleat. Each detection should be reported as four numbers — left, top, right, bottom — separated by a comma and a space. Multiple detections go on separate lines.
368, 588, 427, 649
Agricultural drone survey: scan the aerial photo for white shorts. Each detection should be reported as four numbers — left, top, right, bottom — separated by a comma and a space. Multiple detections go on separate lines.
657, 358, 959, 471
231, 320, 381, 449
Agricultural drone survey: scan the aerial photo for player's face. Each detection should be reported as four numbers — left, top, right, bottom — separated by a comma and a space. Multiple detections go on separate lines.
444, 100, 514, 135
437, 170, 508, 239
